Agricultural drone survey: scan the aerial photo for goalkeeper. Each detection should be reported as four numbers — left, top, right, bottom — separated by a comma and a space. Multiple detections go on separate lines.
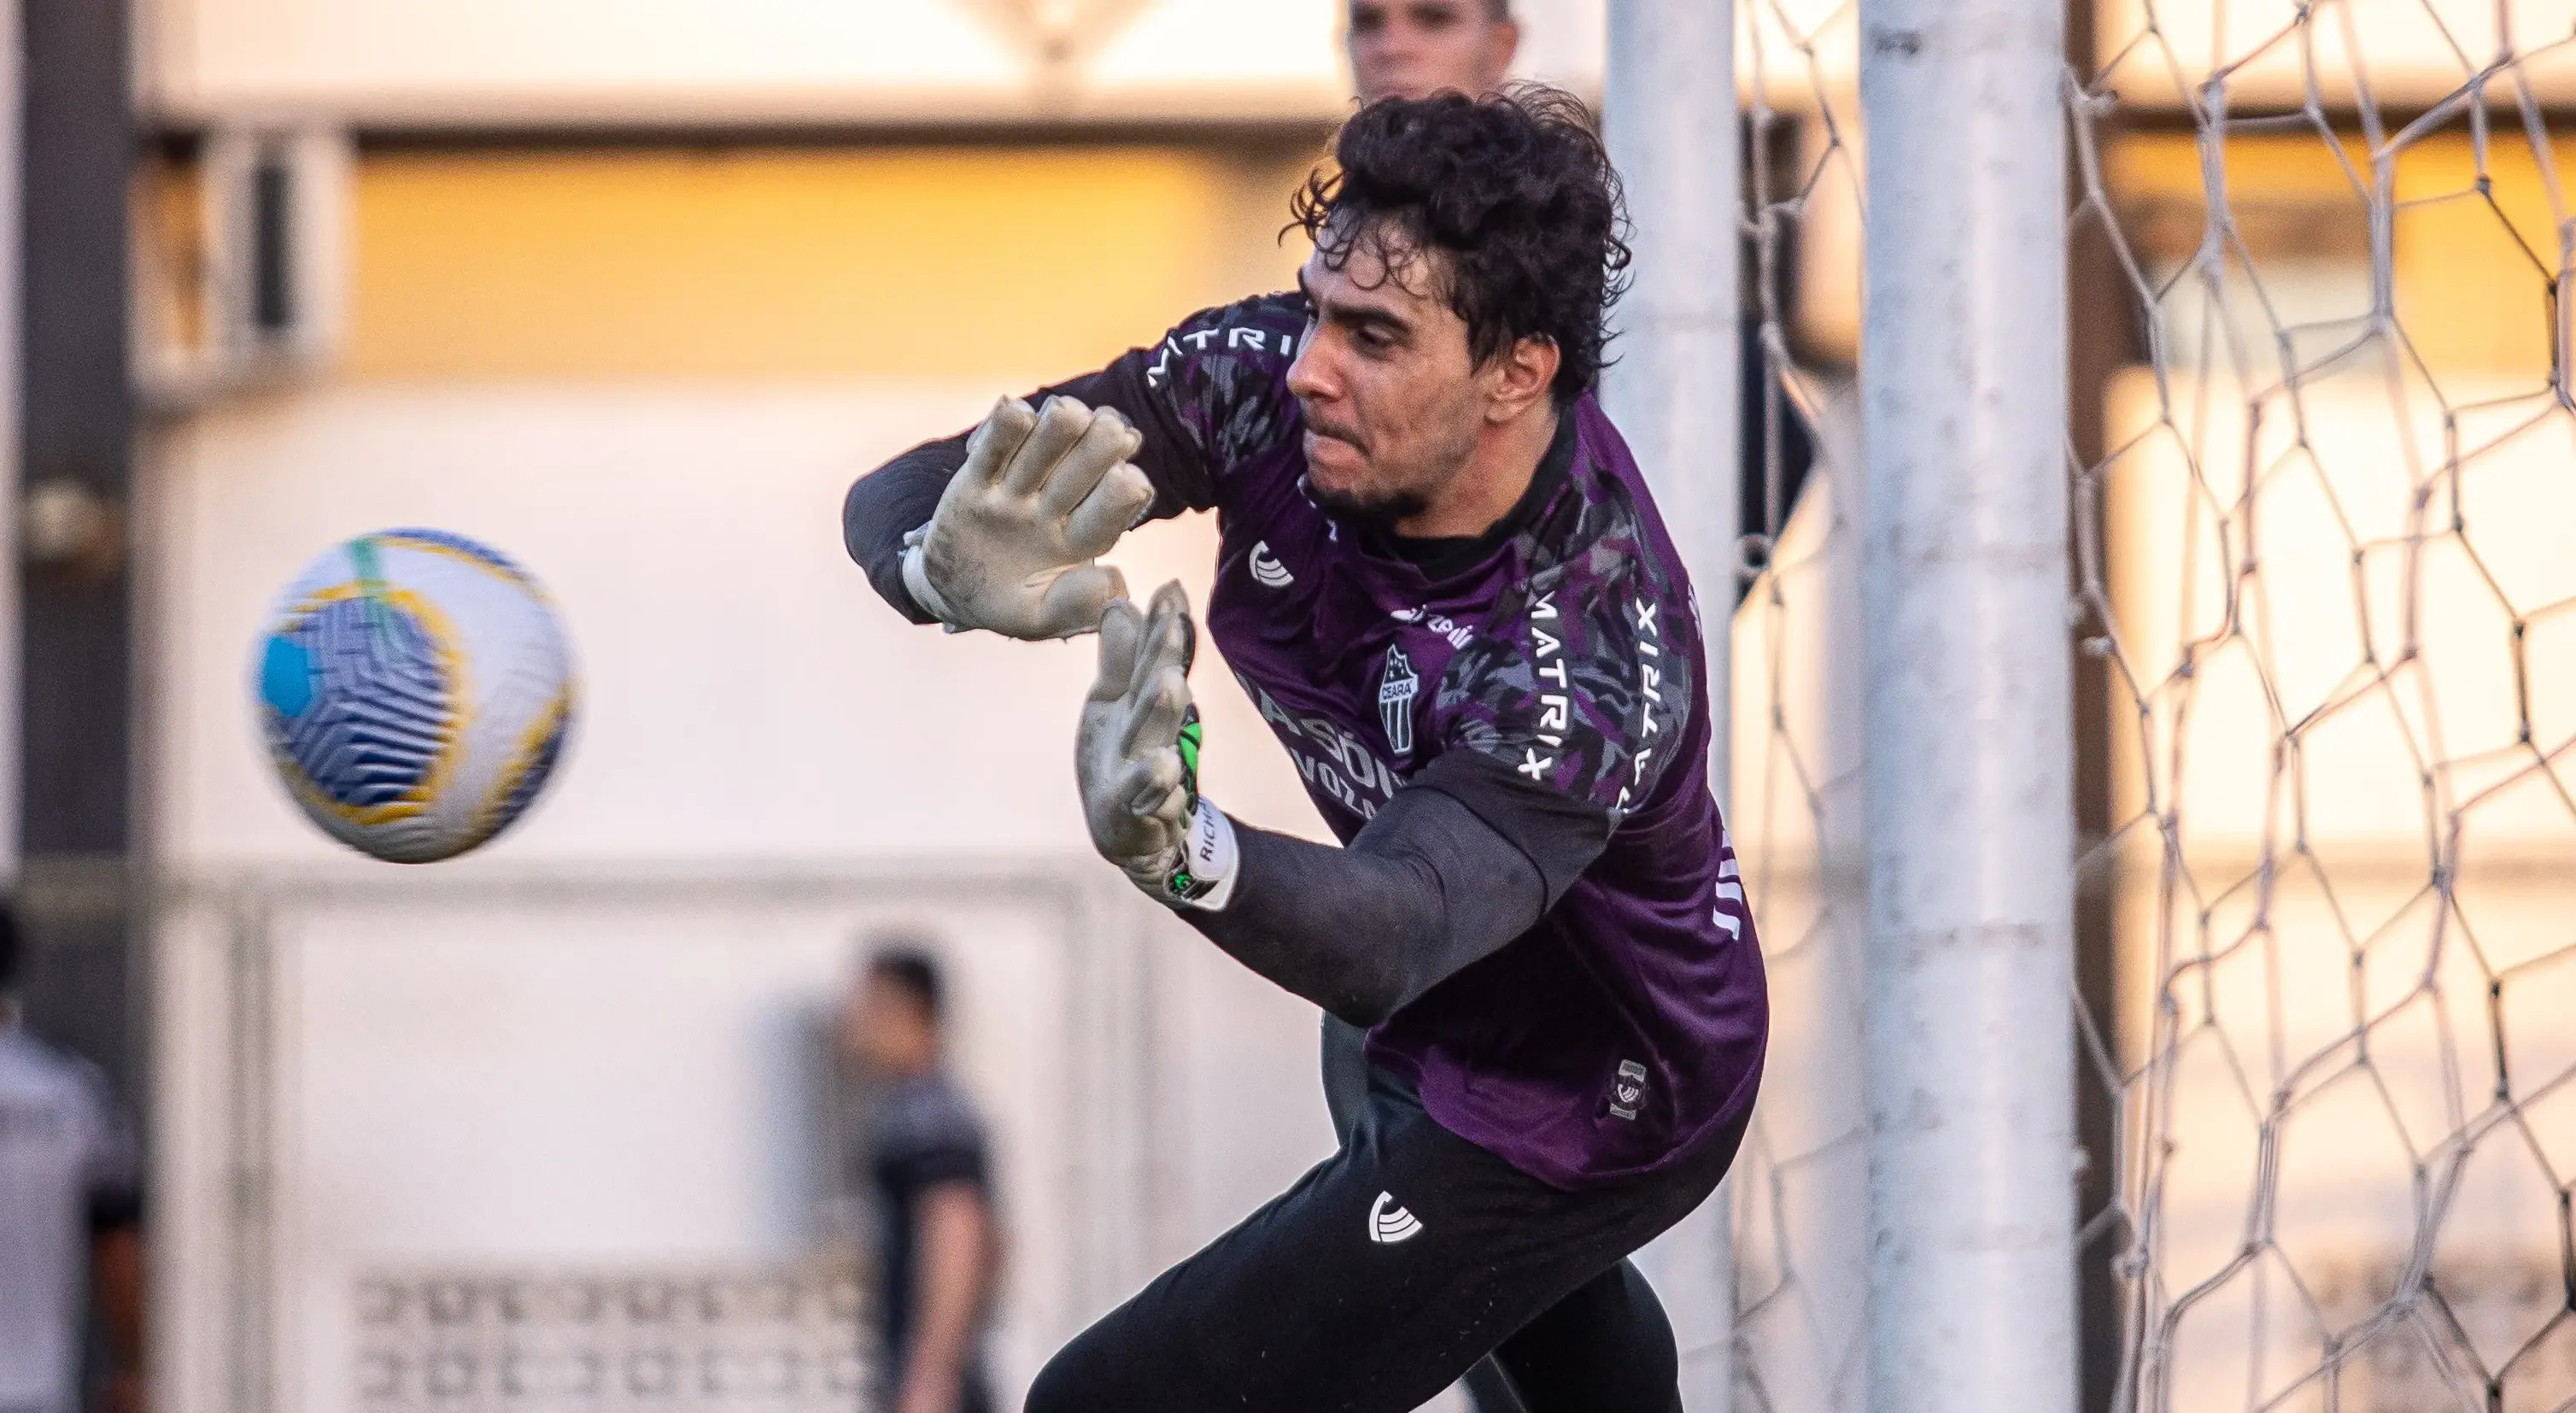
844, 88, 1766, 1413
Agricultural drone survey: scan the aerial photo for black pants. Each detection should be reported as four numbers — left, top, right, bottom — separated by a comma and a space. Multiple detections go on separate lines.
1025, 1022, 1745, 1413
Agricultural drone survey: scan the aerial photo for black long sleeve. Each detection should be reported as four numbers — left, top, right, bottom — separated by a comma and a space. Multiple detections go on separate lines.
842, 434, 970, 624
1180, 751, 1616, 1028
843, 295, 1308, 624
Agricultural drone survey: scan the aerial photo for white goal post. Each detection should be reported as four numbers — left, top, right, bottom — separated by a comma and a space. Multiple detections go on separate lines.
1700, 0, 2576, 1410
1856, 4, 2080, 1413
1602, 0, 1745, 1405
1606, 0, 2081, 1408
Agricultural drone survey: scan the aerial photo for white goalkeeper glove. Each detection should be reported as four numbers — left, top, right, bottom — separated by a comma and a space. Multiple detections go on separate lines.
901, 394, 1156, 641
1077, 583, 1238, 911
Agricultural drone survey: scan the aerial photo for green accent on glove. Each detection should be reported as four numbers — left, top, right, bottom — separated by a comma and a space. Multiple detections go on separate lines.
1177, 707, 1203, 801
1077, 583, 1199, 889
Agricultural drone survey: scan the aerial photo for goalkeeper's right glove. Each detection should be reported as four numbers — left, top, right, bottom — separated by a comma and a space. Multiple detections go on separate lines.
901, 394, 1156, 641
1076, 583, 1239, 911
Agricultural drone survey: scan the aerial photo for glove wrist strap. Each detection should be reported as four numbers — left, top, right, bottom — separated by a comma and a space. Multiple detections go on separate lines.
899, 531, 963, 630
1152, 797, 1238, 912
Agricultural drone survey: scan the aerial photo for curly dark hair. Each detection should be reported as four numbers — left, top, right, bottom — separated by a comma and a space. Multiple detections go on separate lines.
1292, 84, 1630, 406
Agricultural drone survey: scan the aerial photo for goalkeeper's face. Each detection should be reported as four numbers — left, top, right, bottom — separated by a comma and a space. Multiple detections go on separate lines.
1288, 233, 1542, 529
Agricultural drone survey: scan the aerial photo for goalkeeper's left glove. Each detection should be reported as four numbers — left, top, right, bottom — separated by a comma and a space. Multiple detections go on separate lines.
902, 394, 1154, 641
1075, 583, 1238, 911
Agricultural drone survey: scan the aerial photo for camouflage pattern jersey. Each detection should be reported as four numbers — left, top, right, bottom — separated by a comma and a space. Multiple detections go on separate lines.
1117, 292, 1767, 1188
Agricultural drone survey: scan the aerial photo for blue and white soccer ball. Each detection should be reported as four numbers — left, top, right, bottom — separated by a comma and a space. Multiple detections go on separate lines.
254, 529, 576, 864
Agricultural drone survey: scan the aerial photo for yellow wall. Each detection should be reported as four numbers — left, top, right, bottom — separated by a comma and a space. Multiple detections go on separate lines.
2108, 128, 2573, 372
338, 142, 1320, 381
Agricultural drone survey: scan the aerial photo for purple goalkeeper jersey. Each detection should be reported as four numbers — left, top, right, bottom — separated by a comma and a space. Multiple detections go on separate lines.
1127, 293, 1767, 1187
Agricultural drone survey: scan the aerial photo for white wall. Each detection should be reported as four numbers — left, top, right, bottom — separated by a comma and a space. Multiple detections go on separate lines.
142, 381, 1347, 1412
143, 380, 1333, 868
278, 886, 1078, 1410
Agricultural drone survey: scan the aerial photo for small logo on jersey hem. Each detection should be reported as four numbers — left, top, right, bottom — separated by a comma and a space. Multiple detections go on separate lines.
1368, 1192, 1424, 1245
1249, 541, 1294, 589
1607, 1059, 1648, 1122
1378, 647, 1419, 758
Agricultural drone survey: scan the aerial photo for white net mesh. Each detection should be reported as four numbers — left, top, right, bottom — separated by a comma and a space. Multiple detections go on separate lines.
1728, 5, 1871, 1412
1723, 3, 2576, 1411
2078, 5, 2576, 1410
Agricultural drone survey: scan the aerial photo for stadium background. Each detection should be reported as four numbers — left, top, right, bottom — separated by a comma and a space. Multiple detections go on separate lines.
6, 0, 2573, 1411
86, 3, 1613, 1410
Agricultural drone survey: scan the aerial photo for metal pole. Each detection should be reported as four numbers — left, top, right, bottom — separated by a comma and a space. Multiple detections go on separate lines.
0, 0, 19, 888
1858, 0, 2076, 1410
1602, 2, 1739, 1408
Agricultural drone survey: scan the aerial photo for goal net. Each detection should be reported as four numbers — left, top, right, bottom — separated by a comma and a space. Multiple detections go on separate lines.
1724, 2, 2576, 1411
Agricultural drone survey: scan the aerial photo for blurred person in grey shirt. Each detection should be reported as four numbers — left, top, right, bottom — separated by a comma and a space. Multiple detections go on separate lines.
0, 900, 146, 1413
840, 944, 1002, 1413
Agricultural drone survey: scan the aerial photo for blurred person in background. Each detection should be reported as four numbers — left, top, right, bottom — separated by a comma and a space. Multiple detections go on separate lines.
840, 944, 1001, 1413
0, 900, 147, 1413
1344, 0, 1519, 103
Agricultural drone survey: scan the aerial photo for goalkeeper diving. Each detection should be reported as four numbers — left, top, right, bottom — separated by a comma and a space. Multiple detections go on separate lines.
844, 88, 1768, 1413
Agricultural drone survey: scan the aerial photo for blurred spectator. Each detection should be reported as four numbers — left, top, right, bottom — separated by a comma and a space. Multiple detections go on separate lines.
0, 900, 146, 1413
839, 943, 1001, 1413
1344, 0, 1519, 103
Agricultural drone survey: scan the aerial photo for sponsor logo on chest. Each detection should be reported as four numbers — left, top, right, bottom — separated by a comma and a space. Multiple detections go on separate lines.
1388, 604, 1475, 650
1235, 671, 1402, 822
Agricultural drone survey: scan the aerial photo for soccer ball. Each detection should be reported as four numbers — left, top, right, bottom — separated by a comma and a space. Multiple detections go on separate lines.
254, 529, 576, 864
